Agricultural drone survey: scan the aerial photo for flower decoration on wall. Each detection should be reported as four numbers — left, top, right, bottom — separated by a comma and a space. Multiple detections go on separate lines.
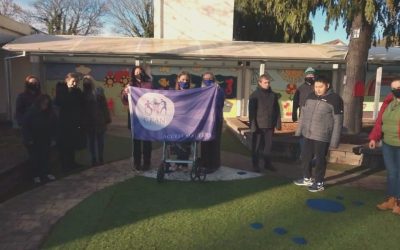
285, 83, 297, 100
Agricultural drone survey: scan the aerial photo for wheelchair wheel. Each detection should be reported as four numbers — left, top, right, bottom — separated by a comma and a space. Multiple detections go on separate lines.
156, 164, 165, 182
190, 159, 206, 182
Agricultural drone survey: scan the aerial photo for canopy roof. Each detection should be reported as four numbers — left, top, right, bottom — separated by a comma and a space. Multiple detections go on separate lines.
2, 34, 400, 63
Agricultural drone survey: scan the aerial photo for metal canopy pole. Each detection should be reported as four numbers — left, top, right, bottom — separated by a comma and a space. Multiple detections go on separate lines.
372, 66, 383, 120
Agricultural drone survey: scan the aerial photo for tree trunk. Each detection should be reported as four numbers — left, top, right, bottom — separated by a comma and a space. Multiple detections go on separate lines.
342, 13, 373, 134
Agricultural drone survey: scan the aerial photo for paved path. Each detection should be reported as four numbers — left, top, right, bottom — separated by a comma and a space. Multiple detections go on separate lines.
0, 148, 386, 250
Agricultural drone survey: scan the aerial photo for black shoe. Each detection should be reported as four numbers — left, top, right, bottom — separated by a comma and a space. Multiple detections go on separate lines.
134, 163, 141, 171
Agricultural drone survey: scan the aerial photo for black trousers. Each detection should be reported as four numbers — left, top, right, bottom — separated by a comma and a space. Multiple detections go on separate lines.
26, 141, 51, 178
301, 138, 330, 183
251, 128, 274, 167
133, 139, 152, 166
201, 119, 223, 169
87, 131, 105, 163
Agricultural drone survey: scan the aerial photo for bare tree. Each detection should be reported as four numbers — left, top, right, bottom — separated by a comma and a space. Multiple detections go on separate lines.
108, 0, 153, 37
30, 0, 108, 35
0, 0, 28, 22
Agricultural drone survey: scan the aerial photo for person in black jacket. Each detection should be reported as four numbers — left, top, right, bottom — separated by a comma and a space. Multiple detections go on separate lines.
22, 94, 57, 183
200, 72, 225, 174
16, 75, 42, 127
82, 75, 111, 166
55, 73, 84, 171
248, 74, 281, 172
292, 67, 316, 122
121, 66, 153, 170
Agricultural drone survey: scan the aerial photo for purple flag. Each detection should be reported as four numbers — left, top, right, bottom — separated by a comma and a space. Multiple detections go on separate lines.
128, 85, 221, 142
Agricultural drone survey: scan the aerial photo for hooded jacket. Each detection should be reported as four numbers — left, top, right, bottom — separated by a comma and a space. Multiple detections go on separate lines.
295, 89, 343, 148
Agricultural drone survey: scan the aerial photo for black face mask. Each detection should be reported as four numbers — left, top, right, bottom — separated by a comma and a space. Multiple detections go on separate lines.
305, 77, 315, 85
26, 84, 40, 93
392, 89, 400, 98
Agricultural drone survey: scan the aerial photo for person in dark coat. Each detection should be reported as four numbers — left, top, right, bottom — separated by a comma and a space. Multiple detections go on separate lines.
121, 66, 153, 170
200, 72, 225, 174
248, 74, 281, 172
22, 94, 57, 183
292, 67, 316, 122
16, 75, 42, 126
82, 75, 111, 166
55, 72, 84, 171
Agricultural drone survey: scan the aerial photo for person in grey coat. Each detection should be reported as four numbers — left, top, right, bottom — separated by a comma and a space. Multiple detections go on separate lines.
293, 75, 343, 192
249, 74, 281, 172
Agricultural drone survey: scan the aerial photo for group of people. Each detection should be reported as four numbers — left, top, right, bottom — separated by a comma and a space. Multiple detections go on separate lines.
249, 67, 344, 192
16, 64, 400, 214
250, 65, 400, 215
121, 66, 224, 174
16, 73, 111, 184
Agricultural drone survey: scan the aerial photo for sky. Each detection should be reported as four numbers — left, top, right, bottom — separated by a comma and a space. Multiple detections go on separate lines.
14, 0, 349, 45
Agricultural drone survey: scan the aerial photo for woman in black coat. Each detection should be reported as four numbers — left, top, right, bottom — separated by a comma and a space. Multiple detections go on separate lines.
55, 73, 84, 171
121, 66, 153, 170
22, 94, 57, 183
82, 75, 111, 166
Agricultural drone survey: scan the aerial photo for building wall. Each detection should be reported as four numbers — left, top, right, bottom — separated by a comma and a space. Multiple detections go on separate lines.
154, 0, 234, 41
8, 56, 38, 126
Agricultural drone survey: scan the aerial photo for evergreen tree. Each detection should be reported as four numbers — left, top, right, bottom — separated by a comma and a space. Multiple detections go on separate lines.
264, 0, 400, 134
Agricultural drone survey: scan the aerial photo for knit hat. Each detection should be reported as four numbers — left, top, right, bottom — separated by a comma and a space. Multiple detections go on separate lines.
304, 67, 316, 75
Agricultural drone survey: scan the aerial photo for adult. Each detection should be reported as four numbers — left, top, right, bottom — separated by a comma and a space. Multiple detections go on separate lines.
22, 94, 57, 183
292, 67, 316, 122
248, 74, 281, 172
294, 75, 343, 192
55, 73, 84, 171
16, 75, 42, 126
82, 75, 111, 166
170, 71, 193, 171
121, 66, 153, 170
200, 72, 225, 173
369, 79, 400, 215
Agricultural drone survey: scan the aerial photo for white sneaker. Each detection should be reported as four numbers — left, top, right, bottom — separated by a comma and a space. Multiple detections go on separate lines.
33, 177, 41, 184
47, 174, 56, 181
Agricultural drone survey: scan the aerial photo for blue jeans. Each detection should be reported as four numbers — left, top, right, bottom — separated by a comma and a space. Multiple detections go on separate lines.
382, 142, 400, 198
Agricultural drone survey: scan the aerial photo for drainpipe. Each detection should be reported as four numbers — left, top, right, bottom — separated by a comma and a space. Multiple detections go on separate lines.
4, 51, 26, 123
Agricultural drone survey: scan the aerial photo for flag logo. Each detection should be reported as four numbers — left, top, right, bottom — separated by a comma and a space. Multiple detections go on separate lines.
135, 93, 175, 131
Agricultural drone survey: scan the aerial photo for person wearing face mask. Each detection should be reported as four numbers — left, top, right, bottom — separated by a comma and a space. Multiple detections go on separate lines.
292, 67, 316, 122
294, 75, 343, 192
16, 75, 42, 127
121, 66, 153, 171
22, 95, 57, 183
167, 71, 192, 172
249, 74, 282, 173
55, 72, 84, 171
369, 79, 400, 215
200, 72, 225, 173
292, 67, 316, 162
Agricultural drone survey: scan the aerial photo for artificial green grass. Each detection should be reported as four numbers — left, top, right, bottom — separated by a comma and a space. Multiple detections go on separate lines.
42, 176, 398, 250
220, 127, 251, 157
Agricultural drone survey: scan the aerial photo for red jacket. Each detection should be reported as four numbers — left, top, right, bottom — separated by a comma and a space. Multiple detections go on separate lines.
368, 93, 398, 141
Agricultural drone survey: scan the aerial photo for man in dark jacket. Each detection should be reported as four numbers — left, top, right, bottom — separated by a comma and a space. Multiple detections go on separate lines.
294, 75, 343, 192
248, 74, 281, 172
16, 75, 42, 126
